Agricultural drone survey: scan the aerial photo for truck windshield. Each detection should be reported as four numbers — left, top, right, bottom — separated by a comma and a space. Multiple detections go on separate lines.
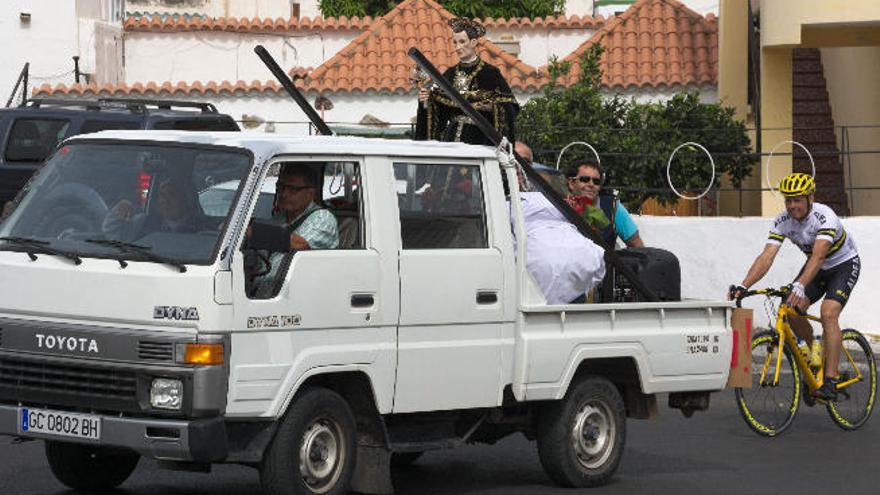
0, 142, 252, 266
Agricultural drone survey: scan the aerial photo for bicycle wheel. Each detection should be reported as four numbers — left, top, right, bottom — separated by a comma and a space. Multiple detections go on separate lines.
826, 329, 877, 430
735, 330, 801, 437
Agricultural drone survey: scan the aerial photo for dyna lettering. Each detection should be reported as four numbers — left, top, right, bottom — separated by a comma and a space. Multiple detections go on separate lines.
153, 306, 200, 321
35, 334, 99, 354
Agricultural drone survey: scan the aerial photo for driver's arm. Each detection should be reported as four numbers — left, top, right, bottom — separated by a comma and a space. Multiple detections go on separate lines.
741, 242, 781, 289
289, 233, 311, 250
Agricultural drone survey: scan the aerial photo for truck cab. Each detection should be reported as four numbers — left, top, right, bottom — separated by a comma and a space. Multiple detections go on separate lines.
0, 131, 732, 494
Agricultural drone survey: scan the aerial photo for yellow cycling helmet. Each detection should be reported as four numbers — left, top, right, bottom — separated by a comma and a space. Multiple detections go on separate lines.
779, 173, 815, 197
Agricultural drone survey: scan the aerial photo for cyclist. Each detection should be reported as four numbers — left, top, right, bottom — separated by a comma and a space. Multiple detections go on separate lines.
730, 173, 860, 401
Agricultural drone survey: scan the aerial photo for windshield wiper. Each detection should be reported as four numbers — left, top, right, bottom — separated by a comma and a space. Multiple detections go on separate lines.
0, 236, 83, 265
84, 239, 188, 273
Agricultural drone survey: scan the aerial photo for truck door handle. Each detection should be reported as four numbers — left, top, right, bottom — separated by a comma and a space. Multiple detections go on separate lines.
351, 294, 375, 308
476, 291, 498, 304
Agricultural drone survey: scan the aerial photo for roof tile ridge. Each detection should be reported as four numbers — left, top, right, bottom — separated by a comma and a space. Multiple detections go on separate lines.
307, 9, 396, 80
655, 0, 707, 20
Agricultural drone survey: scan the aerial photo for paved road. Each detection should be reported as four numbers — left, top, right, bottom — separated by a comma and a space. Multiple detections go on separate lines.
1, 392, 877, 495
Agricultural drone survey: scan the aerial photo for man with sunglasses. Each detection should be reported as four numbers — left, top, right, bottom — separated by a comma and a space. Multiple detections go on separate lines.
249, 166, 338, 298
271, 166, 338, 252
567, 162, 643, 249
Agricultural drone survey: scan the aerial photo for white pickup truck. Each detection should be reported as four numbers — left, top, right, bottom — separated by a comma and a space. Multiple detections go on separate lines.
0, 131, 732, 495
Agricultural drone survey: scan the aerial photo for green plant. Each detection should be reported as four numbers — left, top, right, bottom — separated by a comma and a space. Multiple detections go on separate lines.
318, 0, 565, 18
318, 0, 398, 17
517, 44, 755, 207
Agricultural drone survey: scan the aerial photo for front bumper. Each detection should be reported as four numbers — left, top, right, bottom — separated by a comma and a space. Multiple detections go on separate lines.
0, 404, 227, 462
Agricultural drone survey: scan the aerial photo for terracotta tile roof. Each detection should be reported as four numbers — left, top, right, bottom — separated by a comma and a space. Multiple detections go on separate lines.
36, 0, 713, 98
482, 14, 605, 29
123, 14, 375, 32
123, 12, 603, 33
546, 0, 717, 89
34, 80, 288, 97
302, 0, 543, 93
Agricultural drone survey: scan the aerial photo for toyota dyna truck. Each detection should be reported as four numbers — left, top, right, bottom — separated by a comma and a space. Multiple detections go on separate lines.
0, 131, 733, 495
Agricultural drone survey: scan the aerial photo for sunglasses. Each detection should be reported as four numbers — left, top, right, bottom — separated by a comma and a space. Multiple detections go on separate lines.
573, 175, 602, 185
277, 182, 314, 193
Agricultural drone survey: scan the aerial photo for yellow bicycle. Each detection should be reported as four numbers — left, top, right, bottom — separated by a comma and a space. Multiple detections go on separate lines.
733, 286, 877, 436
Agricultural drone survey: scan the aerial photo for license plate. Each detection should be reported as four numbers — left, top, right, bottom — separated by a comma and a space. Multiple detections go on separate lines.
18, 407, 101, 441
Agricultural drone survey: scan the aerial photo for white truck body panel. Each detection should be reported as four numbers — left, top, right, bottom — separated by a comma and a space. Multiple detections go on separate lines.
0, 131, 732, 444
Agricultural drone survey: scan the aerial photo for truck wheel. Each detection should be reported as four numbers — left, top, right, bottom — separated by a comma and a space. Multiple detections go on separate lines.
45, 441, 139, 490
261, 387, 357, 495
536, 375, 626, 488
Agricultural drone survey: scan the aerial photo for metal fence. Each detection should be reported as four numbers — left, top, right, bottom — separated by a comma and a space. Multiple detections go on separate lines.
239, 121, 880, 217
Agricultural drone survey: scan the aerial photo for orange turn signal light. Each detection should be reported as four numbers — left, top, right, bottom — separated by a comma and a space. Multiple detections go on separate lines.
183, 343, 224, 365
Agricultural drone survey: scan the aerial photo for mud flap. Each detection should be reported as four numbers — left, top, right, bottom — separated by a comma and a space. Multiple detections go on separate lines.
350, 445, 393, 494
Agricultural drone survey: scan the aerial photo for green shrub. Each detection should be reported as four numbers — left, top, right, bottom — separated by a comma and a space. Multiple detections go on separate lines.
517, 44, 755, 207
319, 0, 565, 18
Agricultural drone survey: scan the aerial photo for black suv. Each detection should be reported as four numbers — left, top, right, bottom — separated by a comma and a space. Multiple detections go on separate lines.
0, 98, 239, 204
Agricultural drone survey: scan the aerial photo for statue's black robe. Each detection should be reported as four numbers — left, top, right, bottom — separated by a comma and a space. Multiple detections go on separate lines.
415, 58, 519, 145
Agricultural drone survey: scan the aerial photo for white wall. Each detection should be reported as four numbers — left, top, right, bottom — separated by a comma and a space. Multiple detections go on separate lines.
608, 85, 718, 104
124, 30, 358, 84
564, 0, 595, 17
637, 216, 878, 336
154, 84, 712, 134
125, 0, 321, 19
487, 27, 599, 69
0, 1, 79, 105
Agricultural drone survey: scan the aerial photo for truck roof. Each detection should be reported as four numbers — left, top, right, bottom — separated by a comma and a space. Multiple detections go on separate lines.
69, 131, 500, 160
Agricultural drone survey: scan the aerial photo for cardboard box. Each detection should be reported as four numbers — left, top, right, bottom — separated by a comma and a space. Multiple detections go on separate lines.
726, 307, 752, 388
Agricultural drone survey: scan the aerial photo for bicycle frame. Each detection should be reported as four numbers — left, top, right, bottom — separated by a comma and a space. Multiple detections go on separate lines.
760, 301, 863, 393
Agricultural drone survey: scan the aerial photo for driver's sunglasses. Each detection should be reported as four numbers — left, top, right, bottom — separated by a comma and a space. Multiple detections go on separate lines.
277, 182, 314, 193
574, 175, 602, 185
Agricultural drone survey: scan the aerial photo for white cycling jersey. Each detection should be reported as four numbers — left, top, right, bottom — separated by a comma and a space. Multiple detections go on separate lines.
767, 202, 858, 269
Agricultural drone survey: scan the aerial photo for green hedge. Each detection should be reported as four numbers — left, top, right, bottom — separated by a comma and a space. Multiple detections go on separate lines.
517, 45, 755, 207
318, 0, 565, 18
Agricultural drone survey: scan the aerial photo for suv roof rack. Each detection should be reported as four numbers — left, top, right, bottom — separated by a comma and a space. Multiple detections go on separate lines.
24, 98, 218, 114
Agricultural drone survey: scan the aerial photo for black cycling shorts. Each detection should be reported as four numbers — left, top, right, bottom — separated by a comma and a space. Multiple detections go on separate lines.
796, 256, 860, 307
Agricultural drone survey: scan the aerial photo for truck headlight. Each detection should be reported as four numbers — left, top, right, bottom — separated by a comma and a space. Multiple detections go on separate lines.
150, 378, 183, 410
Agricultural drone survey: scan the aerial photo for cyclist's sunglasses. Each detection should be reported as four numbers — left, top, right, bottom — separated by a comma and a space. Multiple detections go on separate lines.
573, 175, 602, 185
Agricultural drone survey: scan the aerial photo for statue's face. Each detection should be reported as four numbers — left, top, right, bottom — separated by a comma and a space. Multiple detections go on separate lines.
452, 30, 478, 62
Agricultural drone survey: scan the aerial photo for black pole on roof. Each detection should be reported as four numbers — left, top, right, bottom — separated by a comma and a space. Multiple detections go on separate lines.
407, 47, 658, 303
254, 45, 333, 136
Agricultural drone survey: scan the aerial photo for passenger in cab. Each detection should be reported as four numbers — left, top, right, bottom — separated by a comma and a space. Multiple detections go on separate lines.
103, 177, 213, 240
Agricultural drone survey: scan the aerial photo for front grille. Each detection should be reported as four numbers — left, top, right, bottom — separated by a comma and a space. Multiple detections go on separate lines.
0, 355, 137, 402
0, 327, 3, 347
138, 340, 174, 362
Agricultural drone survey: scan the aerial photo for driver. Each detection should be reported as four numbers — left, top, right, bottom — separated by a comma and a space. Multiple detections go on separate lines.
249, 165, 338, 298
103, 178, 213, 240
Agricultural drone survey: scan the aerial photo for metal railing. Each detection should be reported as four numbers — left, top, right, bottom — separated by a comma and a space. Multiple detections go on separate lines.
235, 121, 880, 217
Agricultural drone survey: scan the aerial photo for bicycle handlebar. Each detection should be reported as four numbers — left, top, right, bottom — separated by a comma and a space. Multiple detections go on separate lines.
729, 285, 792, 308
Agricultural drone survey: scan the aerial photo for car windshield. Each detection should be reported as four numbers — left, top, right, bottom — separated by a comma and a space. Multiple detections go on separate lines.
0, 142, 252, 266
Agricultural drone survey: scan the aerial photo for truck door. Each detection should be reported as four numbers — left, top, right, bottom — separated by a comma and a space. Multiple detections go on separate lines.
392, 160, 507, 413
225, 159, 397, 417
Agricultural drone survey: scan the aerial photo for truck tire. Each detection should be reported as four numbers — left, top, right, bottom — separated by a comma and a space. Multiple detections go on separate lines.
260, 387, 357, 495
536, 375, 626, 488
44, 441, 139, 490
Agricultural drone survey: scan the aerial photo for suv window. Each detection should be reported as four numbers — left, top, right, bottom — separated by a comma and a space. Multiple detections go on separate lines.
79, 120, 140, 134
5, 118, 70, 163
153, 119, 238, 131
394, 163, 487, 249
